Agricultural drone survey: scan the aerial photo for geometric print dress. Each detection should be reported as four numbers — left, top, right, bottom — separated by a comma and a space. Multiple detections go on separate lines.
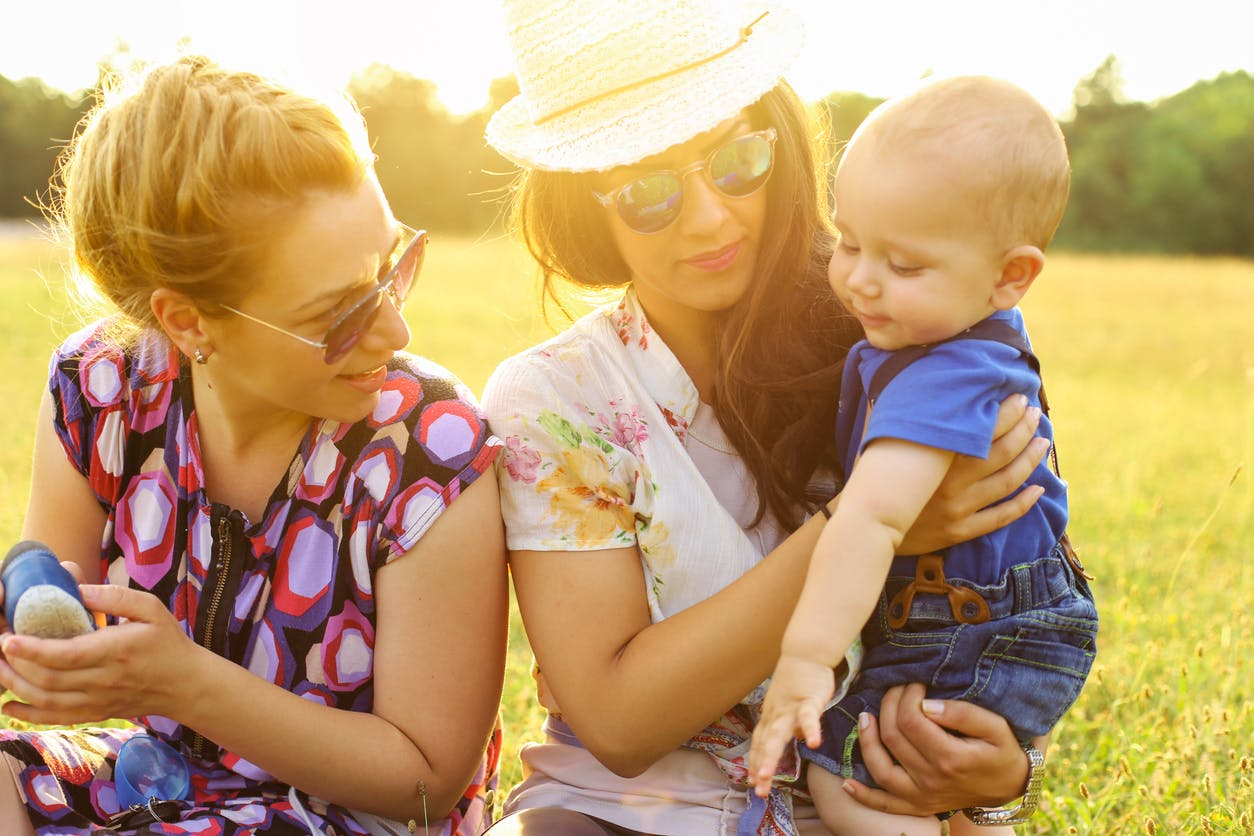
0, 321, 502, 835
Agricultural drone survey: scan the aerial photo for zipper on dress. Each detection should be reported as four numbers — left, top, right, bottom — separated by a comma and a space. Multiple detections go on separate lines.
190, 507, 241, 760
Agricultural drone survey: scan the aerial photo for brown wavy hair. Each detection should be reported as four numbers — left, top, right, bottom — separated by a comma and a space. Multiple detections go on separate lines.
48, 55, 375, 348
510, 82, 864, 530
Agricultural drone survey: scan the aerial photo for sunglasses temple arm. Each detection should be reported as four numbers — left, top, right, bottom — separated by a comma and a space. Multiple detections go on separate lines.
222, 305, 327, 350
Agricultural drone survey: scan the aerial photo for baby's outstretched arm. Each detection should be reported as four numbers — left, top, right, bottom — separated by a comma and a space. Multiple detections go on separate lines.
749, 439, 953, 789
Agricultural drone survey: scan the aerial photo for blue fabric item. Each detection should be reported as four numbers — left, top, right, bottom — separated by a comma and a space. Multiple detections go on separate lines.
115, 736, 191, 808
0, 541, 93, 635
737, 792, 767, 836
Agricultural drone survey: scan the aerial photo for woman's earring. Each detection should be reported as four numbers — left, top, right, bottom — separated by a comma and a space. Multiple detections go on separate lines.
194, 348, 209, 365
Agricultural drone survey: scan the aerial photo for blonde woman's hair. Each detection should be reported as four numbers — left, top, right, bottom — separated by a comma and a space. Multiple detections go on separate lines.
50, 55, 375, 347
848, 75, 1071, 249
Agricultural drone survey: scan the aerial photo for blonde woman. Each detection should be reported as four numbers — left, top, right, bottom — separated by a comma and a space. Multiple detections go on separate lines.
0, 56, 507, 835
482, 1, 1053, 834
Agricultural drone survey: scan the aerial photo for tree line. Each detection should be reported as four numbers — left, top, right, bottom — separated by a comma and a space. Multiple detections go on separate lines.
1, 58, 1250, 256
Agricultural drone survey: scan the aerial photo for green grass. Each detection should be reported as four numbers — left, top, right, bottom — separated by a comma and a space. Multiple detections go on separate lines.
1, 232, 1251, 832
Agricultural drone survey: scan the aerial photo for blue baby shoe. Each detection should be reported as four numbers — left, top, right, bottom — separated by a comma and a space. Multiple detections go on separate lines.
1, 541, 94, 638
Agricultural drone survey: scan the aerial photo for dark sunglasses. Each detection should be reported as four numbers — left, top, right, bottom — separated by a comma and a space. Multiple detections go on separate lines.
222, 225, 428, 364
593, 128, 777, 234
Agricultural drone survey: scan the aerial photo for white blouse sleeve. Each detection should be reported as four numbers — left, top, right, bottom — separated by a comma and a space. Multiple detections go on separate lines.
482, 349, 643, 553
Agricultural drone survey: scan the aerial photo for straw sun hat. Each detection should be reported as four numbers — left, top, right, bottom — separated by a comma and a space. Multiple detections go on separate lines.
485, 0, 805, 172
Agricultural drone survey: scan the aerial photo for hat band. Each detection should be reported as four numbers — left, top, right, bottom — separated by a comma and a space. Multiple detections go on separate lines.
535, 11, 771, 126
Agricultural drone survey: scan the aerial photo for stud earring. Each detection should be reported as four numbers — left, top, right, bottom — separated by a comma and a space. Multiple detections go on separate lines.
193, 348, 209, 365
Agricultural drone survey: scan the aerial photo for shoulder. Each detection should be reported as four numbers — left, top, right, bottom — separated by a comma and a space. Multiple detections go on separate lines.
482, 303, 625, 419
343, 354, 501, 560
356, 352, 496, 467
336, 352, 499, 522
922, 311, 1039, 391
50, 322, 181, 410
885, 312, 1033, 381
47, 323, 182, 487
385, 352, 484, 417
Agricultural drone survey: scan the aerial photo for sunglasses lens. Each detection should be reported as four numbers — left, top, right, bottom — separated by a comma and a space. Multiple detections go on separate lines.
617, 174, 683, 234
710, 133, 774, 197
324, 291, 383, 364
321, 229, 427, 363
611, 133, 774, 233
390, 231, 428, 307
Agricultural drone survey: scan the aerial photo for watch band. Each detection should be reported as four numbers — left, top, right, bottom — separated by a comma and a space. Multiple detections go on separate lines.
963, 744, 1045, 825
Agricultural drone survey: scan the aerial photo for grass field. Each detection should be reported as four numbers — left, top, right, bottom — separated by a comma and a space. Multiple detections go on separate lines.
0, 228, 1250, 833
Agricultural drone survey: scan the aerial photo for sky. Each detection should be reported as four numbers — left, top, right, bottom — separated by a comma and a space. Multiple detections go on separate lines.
0, 0, 1248, 118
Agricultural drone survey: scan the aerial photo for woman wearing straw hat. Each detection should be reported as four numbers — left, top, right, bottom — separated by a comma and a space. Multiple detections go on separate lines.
481, 1, 1051, 833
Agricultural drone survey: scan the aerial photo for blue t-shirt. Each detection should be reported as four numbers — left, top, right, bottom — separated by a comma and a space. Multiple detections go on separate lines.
836, 308, 1068, 585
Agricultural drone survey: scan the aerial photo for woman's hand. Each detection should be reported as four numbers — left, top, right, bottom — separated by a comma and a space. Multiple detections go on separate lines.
900, 394, 1050, 555
843, 683, 1031, 814
0, 583, 202, 725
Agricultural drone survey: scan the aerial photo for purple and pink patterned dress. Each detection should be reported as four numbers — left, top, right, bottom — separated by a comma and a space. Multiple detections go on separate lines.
0, 322, 502, 835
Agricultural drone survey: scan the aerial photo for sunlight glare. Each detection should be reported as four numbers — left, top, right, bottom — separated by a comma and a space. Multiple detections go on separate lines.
0, 0, 1249, 119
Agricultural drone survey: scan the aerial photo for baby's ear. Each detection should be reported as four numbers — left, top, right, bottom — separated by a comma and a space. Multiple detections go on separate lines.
990, 245, 1045, 310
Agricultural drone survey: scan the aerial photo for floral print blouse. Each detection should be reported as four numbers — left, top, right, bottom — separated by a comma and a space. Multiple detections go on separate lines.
483, 290, 858, 834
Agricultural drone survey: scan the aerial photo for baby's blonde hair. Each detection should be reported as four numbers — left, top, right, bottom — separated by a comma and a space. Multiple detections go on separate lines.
848, 75, 1070, 250
50, 55, 375, 346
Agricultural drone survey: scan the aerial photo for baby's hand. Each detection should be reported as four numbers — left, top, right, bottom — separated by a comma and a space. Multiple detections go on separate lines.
748, 655, 836, 797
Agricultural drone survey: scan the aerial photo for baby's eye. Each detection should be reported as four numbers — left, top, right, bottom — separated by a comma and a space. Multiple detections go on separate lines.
837, 236, 859, 254
889, 261, 922, 276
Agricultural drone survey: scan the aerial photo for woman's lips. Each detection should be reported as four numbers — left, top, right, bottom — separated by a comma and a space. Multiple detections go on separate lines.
683, 241, 741, 272
339, 365, 387, 393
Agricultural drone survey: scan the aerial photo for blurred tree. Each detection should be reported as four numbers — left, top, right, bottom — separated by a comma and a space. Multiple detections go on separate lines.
1072, 54, 1127, 111
1145, 71, 1254, 254
1059, 64, 1254, 256
351, 66, 457, 230
1, 60, 1250, 255
0, 76, 88, 216
350, 66, 515, 233
815, 90, 884, 163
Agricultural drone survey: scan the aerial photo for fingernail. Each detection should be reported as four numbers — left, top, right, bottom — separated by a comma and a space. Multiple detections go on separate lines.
1028, 406, 1042, 427
1015, 394, 1029, 408
858, 711, 870, 730
922, 699, 944, 716
842, 780, 856, 796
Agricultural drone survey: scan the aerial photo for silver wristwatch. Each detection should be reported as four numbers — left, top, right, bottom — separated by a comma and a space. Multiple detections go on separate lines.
963, 744, 1045, 825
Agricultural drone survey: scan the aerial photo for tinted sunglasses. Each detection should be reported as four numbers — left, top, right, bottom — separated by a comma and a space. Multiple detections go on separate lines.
593, 128, 777, 234
222, 225, 427, 364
